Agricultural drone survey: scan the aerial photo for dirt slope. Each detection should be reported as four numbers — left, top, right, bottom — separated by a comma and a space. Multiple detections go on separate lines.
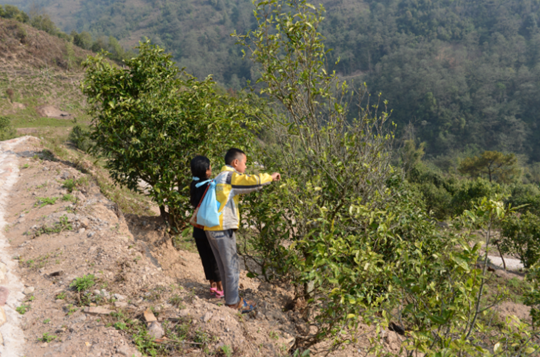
0, 18, 93, 71
0, 137, 311, 356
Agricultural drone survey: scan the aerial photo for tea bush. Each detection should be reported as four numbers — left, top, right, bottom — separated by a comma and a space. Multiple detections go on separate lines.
82, 40, 261, 229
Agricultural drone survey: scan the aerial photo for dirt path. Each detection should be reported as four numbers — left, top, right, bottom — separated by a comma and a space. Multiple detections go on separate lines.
0, 136, 30, 356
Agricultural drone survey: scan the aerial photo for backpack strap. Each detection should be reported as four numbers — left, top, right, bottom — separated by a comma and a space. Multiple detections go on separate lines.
190, 181, 212, 229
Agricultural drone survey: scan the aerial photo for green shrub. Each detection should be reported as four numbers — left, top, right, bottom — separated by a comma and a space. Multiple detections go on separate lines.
0, 116, 16, 141
70, 274, 95, 292
68, 125, 93, 152
501, 211, 540, 268
506, 183, 540, 216
34, 197, 59, 207
450, 178, 507, 216
82, 40, 258, 229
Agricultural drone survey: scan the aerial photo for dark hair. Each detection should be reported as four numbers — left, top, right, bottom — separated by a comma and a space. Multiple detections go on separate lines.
225, 148, 245, 165
190, 156, 210, 207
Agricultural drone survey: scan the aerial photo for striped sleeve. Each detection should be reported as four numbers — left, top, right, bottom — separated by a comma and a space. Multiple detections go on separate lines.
229, 171, 273, 196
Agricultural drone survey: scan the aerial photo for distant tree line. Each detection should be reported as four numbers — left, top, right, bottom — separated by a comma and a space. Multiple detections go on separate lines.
22, 0, 540, 164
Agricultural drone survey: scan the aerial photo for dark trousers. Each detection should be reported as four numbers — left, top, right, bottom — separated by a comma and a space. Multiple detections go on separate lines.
193, 227, 221, 282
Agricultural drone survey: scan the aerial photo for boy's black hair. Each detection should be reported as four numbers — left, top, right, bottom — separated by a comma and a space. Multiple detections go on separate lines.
190, 155, 210, 207
225, 148, 245, 165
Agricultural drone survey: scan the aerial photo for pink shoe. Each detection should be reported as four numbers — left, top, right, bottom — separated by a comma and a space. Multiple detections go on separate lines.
210, 287, 218, 295
214, 290, 224, 299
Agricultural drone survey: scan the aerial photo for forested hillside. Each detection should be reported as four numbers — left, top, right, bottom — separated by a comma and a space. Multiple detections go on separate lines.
7, 0, 540, 162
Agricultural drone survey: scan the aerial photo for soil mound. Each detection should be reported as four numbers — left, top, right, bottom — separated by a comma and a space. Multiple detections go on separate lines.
35, 105, 72, 119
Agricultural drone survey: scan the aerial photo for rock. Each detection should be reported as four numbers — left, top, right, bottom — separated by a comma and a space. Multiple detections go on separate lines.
78, 228, 86, 234
144, 309, 157, 323
114, 301, 128, 308
87, 232, 95, 238
83, 306, 112, 315
117, 345, 141, 356
70, 313, 86, 324
41, 268, 63, 277
113, 293, 126, 301
0, 263, 7, 273
0, 271, 5, 284
202, 312, 213, 323
0, 287, 9, 306
147, 321, 164, 339
23, 286, 35, 295
0, 307, 6, 327
178, 309, 191, 317
0, 331, 3, 345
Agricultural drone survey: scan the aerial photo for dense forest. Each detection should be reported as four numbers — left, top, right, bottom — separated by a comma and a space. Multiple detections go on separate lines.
7, 0, 540, 162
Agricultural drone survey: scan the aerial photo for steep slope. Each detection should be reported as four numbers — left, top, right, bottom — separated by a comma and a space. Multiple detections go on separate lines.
0, 18, 93, 133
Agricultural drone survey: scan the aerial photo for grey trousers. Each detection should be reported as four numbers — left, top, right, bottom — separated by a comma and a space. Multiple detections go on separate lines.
205, 229, 240, 305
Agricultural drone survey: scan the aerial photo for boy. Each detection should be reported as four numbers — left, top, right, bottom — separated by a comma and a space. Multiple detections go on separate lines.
205, 148, 281, 312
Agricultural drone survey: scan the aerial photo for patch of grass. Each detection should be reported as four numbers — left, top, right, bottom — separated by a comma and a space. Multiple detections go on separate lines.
34, 196, 59, 207
70, 274, 95, 292
16, 304, 30, 315
43, 318, 51, 324
220, 344, 233, 357
62, 193, 76, 202
104, 309, 216, 356
168, 294, 185, 309
172, 227, 197, 253
38, 332, 57, 343
33, 215, 72, 237
269, 330, 280, 340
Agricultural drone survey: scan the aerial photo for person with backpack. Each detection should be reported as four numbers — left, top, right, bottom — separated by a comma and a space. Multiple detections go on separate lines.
203, 148, 281, 313
189, 156, 223, 298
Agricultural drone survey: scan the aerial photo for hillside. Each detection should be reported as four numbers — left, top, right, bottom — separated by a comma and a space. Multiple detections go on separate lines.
8, 0, 540, 163
0, 17, 93, 136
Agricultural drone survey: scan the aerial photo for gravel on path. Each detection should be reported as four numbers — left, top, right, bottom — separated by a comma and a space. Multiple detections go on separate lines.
0, 136, 30, 356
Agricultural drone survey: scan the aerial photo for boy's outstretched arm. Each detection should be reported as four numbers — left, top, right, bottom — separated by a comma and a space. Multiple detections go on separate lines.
230, 171, 280, 196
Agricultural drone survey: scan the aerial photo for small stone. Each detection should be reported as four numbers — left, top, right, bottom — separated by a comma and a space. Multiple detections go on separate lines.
0, 331, 3, 345
147, 321, 164, 339
42, 269, 63, 277
87, 232, 95, 238
117, 345, 141, 356
0, 263, 7, 274
0, 287, 9, 306
83, 306, 112, 315
114, 302, 128, 308
23, 286, 35, 295
79, 217, 90, 228
0, 307, 6, 326
78, 228, 86, 234
201, 312, 213, 323
144, 309, 157, 323
178, 309, 190, 317
113, 293, 126, 301
0, 271, 5, 284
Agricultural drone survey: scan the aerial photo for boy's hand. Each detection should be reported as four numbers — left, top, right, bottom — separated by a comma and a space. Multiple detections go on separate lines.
271, 173, 281, 181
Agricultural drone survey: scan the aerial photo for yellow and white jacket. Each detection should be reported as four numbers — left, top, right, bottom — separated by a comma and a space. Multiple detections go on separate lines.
205, 165, 273, 231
